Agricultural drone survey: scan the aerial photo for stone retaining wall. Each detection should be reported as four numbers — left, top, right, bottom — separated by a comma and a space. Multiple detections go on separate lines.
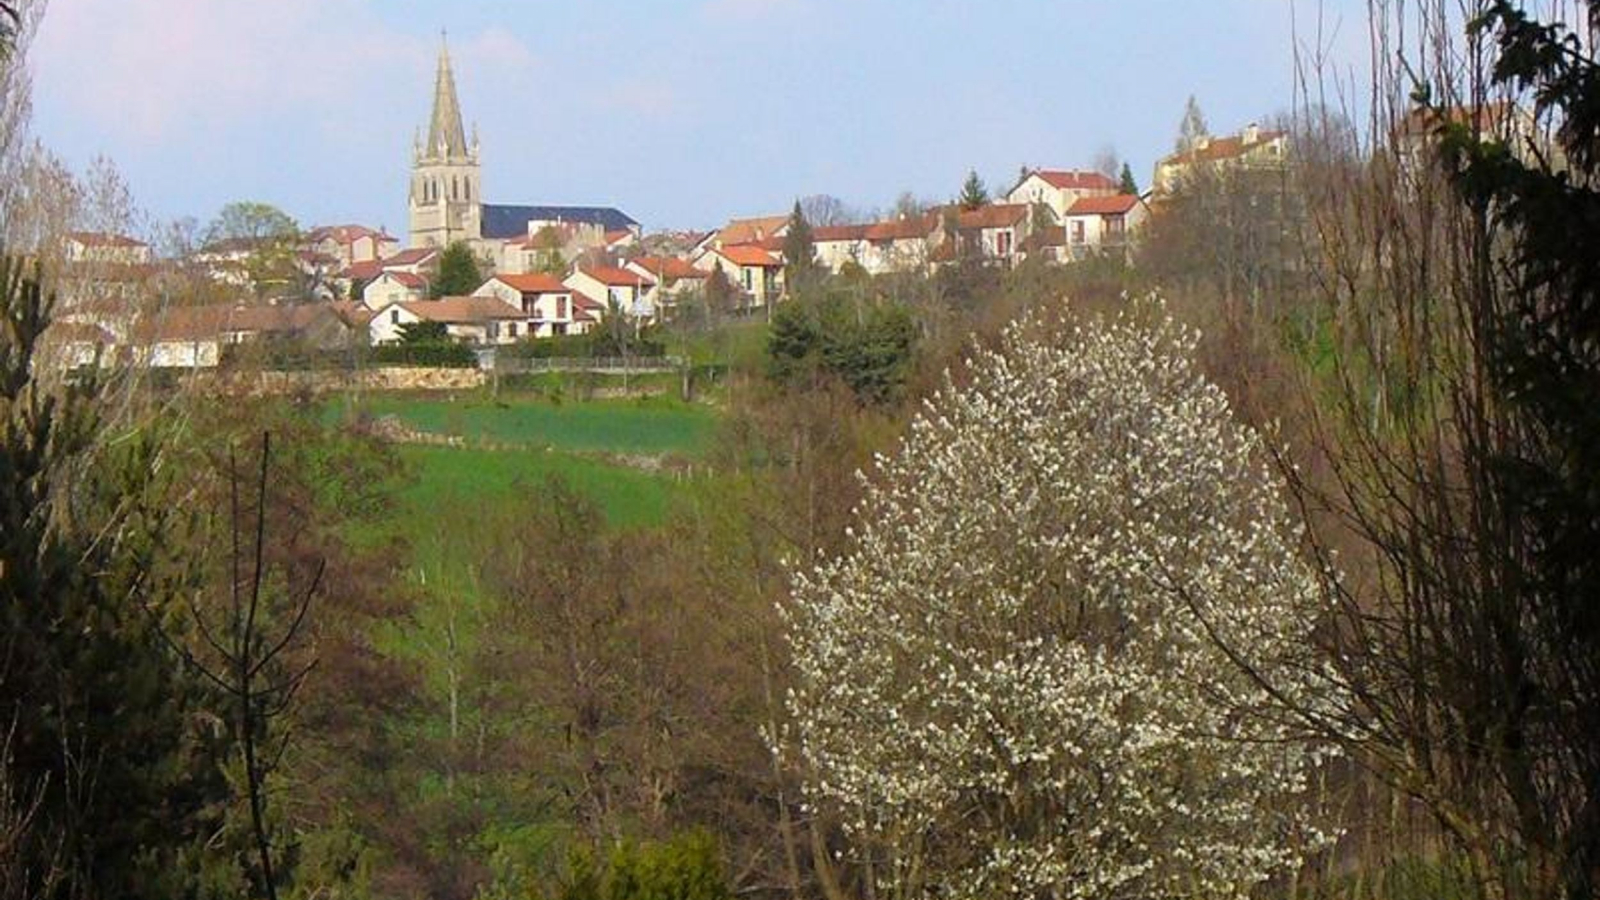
194, 366, 486, 395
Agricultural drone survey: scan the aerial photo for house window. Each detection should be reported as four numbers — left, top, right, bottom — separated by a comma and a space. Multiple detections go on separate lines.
997, 230, 1013, 256
390, 309, 399, 324
508, 322, 518, 338
557, 297, 568, 319
741, 268, 753, 291
553, 323, 567, 336
1070, 221, 1086, 244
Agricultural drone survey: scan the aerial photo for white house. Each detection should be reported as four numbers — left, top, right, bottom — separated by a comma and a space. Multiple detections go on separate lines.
564, 266, 658, 321
1062, 194, 1150, 259
1006, 170, 1119, 223
942, 204, 1032, 266
692, 244, 785, 308
473, 273, 589, 338
368, 295, 528, 345
362, 271, 429, 310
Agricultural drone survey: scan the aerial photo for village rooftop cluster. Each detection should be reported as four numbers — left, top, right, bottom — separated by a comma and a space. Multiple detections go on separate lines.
43, 41, 1290, 370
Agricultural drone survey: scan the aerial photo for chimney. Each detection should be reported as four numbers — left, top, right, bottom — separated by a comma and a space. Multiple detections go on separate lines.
1242, 122, 1260, 144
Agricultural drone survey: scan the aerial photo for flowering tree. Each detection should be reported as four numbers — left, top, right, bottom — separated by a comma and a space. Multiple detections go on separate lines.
783, 303, 1334, 900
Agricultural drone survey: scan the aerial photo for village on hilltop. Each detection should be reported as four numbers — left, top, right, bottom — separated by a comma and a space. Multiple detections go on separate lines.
44, 41, 1289, 371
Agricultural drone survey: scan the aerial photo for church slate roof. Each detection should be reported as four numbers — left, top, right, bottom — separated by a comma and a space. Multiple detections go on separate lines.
480, 204, 639, 239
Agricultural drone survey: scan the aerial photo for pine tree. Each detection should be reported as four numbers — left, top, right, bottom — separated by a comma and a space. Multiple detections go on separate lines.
0, 252, 228, 899
781, 200, 819, 296
1118, 162, 1139, 195
958, 169, 988, 210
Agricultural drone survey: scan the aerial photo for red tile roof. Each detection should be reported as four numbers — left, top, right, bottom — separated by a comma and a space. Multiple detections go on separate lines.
813, 224, 868, 242
604, 229, 634, 245
714, 215, 789, 246
863, 217, 935, 241
1066, 194, 1141, 216
1161, 129, 1287, 165
381, 247, 439, 268
377, 271, 428, 290
577, 266, 656, 287
307, 224, 394, 245
491, 273, 570, 294
630, 256, 704, 280
341, 260, 385, 282
1031, 170, 1118, 192
716, 244, 782, 267
952, 204, 1029, 229
135, 302, 333, 342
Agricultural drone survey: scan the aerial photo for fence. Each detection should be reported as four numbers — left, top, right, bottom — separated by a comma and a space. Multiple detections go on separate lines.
491, 355, 687, 374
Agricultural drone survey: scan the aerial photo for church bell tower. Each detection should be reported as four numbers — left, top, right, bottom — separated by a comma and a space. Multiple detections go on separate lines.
408, 35, 482, 249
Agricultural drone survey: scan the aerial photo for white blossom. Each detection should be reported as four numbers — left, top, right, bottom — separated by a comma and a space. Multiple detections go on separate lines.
782, 300, 1336, 900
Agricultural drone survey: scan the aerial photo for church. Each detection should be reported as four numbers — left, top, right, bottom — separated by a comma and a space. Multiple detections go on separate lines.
407, 39, 639, 273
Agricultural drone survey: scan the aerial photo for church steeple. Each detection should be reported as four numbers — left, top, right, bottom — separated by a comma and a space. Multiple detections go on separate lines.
409, 30, 482, 249
425, 33, 470, 160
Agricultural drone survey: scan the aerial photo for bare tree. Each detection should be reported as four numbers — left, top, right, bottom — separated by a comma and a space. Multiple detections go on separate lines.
174, 433, 320, 900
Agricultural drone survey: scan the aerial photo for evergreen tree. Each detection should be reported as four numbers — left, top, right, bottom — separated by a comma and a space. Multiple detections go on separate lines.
1119, 162, 1139, 195
431, 240, 482, 297
1428, 5, 1600, 896
0, 253, 228, 899
958, 169, 988, 210
781, 200, 819, 296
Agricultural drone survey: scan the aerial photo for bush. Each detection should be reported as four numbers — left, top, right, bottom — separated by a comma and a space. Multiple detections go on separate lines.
368, 341, 476, 368
544, 833, 729, 900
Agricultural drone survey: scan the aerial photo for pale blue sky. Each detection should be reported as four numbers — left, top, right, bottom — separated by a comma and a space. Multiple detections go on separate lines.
28, 0, 1369, 235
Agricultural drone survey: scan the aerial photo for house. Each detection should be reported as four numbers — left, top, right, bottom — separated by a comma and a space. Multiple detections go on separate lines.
812, 224, 869, 273
40, 321, 117, 370
1393, 101, 1553, 182
376, 247, 440, 276
1005, 170, 1119, 223
362, 271, 430, 310
811, 216, 942, 276
64, 232, 153, 266
693, 244, 785, 308
1062, 194, 1149, 260
367, 295, 528, 345
697, 215, 790, 254
492, 221, 605, 275
942, 204, 1032, 266
1153, 122, 1289, 196
304, 224, 400, 268
129, 302, 353, 368
472, 273, 586, 338
564, 266, 659, 322
624, 256, 706, 318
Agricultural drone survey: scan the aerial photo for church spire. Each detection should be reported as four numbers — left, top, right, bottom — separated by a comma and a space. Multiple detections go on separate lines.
425, 32, 470, 160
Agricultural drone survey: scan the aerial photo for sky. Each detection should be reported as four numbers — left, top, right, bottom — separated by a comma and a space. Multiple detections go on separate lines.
27, 0, 1371, 237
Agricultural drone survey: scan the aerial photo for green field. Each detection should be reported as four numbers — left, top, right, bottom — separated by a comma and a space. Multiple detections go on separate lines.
350, 393, 719, 458
395, 444, 684, 530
